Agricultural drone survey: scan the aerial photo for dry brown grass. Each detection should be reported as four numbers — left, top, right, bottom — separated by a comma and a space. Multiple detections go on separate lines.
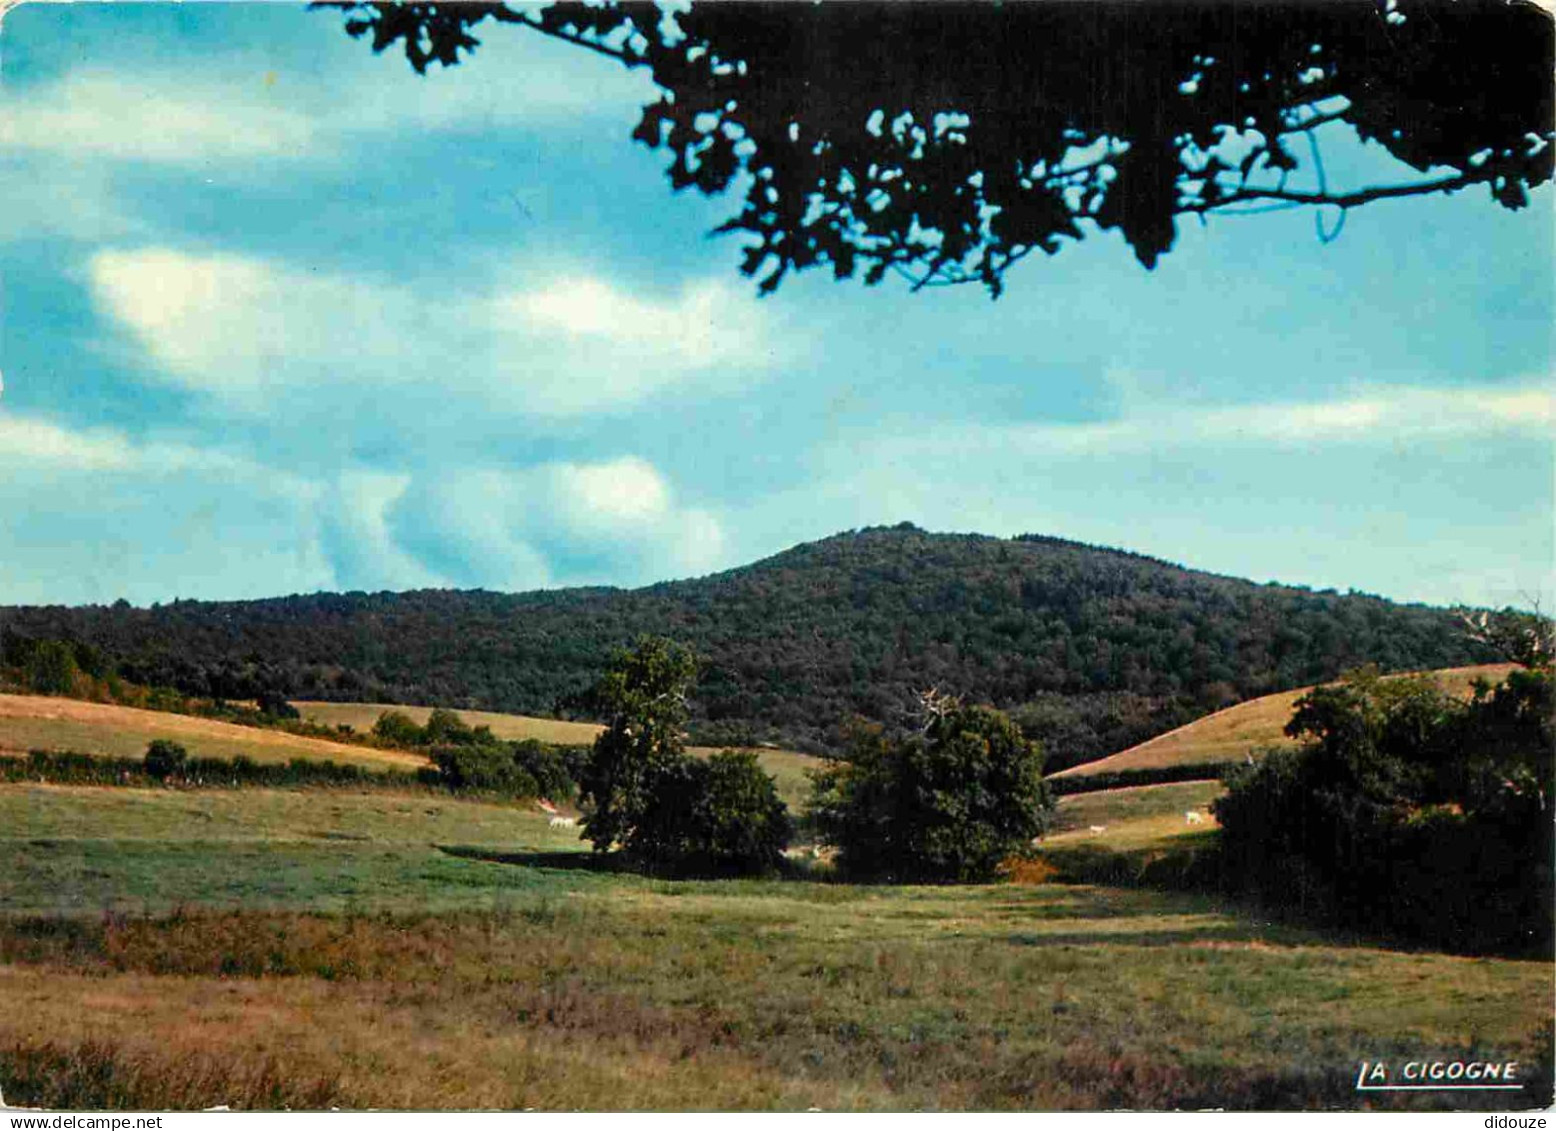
0, 965, 832, 1110
2, 903, 1546, 1111
0, 695, 426, 770
998, 857, 1060, 885
1053, 664, 1516, 779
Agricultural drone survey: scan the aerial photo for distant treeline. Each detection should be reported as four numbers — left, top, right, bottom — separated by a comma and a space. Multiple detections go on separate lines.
0, 635, 410, 754
0, 526, 1487, 763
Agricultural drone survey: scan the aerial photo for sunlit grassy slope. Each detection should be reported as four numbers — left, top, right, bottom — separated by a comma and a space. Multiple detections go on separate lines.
0, 695, 821, 811
293, 700, 606, 744
0, 695, 425, 771
1051, 780, 1224, 834
1052, 664, 1516, 780
1, 780, 1547, 1111
295, 700, 824, 811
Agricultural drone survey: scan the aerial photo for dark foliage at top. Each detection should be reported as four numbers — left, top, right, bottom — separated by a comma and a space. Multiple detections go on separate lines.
1214, 655, 1554, 956
0, 527, 1487, 763
317, 0, 1552, 294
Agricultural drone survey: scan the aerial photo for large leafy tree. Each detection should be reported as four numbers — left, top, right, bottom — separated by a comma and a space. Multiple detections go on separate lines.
576, 636, 699, 855
577, 637, 791, 873
812, 694, 1053, 881
318, 0, 1553, 295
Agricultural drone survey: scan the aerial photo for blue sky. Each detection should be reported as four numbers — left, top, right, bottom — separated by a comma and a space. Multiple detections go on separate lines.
1, 2, 1550, 610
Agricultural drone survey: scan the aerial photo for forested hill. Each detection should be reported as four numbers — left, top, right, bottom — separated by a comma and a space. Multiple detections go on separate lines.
2, 526, 1487, 766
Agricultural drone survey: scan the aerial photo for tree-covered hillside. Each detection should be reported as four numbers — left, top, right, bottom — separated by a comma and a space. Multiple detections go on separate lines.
1, 526, 1487, 766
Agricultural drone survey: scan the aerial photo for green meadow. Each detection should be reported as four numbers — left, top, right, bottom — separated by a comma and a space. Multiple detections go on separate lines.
1, 779, 1548, 1111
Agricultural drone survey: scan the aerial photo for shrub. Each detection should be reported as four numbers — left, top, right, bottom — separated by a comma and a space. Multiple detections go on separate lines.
812, 700, 1053, 882
512, 739, 575, 803
372, 710, 424, 747
693, 749, 793, 874
2, 748, 432, 793
423, 708, 474, 746
143, 739, 189, 780
254, 689, 299, 719
1213, 663, 1554, 954
629, 750, 791, 876
1048, 762, 1233, 796
430, 744, 537, 796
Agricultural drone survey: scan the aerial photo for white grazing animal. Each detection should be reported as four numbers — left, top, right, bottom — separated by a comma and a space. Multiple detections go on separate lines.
1088, 825, 1107, 835
1185, 810, 1205, 825
549, 816, 577, 829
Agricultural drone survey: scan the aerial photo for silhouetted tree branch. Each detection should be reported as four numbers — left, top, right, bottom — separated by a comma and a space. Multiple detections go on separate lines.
318, 1, 1554, 296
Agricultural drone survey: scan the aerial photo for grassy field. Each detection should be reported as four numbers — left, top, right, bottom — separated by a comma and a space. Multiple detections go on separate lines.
2, 780, 1549, 1110
0, 695, 822, 814
1036, 784, 1226, 890
294, 699, 825, 811
0, 695, 426, 771
1050, 780, 1224, 834
1053, 664, 1516, 780
733, 746, 824, 814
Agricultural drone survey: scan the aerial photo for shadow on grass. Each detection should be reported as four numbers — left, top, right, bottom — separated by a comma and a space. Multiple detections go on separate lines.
1002, 924, 1278, 949
435, 843, 848, 886
435, 844, 628, 874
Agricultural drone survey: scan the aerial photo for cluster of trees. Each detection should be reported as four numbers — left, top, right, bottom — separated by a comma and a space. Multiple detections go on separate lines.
2, 630, 304, 720
576, 639, 792, 876
578, 638, 1053, 882
371, 707, 584, 801
2, 631, 111, 697
1214, 616, 1552, 955
0, 527, 1488, 763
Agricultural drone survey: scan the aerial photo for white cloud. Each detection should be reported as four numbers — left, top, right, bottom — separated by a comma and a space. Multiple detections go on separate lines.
549, 456, 671, 528
1, 72, 317, 164
507, 278, 753, 371
1190, 385, 1553, 444
0, 159, 139, 243
0, 412, 725, 597
0, 413, 137, 471
0, 412, 329, 604
0, 26, 655, 170
381, 456, 726, 588
846, 381, 1555, 466
88, 247, 394, 411
662, 506, 728, 577
0, 408, 315, 486
317, 470, 447, 593
87, 246, 779, 417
